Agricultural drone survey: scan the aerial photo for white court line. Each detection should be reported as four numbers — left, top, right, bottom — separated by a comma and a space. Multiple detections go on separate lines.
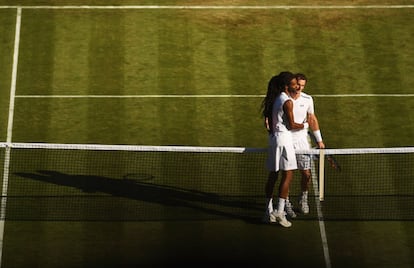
6, 12, 21, 144
15, 94, 414, 98
314, 94, 414, 97
0, 5, 414, 9
15, 94, 264, 98
311, 160, 332, 268
0, 7, 22, 268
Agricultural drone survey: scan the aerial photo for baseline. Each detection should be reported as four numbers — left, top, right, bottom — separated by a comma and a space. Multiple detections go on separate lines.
14, 94, 414, 98
1, 5, 414, 9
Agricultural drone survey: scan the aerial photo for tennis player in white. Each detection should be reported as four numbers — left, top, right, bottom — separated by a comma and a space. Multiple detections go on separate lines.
285, 73, 325, 217
262, 72, 309, 227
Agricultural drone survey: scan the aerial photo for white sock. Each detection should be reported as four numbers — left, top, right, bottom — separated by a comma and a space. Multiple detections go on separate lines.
266, 198, 273, 213
302, 191, 308, 199
277, 198, 286, 214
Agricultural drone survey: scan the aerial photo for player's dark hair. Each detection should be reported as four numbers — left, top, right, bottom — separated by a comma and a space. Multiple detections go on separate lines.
261, 71, 295, 118
261, 75, 280, 119
261, 71, 295, 134
278, 71, 296, 89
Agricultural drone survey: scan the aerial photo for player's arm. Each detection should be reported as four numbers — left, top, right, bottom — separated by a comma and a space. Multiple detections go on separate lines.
308, 113, 325, 149
264, 117, 270, 131
307, 113, 320, 130
264, 117, 271, 133
283, 100, 308, 130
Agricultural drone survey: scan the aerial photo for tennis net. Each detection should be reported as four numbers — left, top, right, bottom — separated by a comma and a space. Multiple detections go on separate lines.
1, 143, 413, 221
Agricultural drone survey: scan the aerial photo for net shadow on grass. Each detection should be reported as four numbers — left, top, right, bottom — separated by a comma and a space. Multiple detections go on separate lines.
11, 171, 413, 221
11, 170, 266, 222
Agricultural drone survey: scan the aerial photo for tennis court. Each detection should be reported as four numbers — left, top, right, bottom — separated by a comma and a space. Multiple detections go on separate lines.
0, 1, 414, 267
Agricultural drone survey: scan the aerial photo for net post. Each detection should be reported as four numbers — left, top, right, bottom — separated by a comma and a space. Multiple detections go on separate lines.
319, 149, 325, 201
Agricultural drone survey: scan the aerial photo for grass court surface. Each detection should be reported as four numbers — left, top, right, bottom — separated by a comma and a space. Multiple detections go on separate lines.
0, 1, 413, 267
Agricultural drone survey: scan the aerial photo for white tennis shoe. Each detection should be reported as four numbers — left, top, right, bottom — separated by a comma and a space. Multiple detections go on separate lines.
272, 211, 292, 228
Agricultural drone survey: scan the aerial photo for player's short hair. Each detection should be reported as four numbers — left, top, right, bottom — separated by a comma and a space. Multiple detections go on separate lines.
295, 73, 307, 81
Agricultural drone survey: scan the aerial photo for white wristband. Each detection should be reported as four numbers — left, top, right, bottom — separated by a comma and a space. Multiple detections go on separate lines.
303, 122, 309, 129
313, 130, 323, 142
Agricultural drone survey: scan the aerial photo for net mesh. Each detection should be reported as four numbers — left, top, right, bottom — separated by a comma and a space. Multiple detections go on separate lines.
322, 151, 414, 220
1, 143, 413, 221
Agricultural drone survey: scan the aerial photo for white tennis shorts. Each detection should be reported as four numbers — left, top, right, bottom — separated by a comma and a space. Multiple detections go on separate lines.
292, 134, 312, 170
266, 132, 297, 172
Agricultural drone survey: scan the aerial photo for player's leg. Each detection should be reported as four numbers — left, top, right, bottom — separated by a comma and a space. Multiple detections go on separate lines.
263, 171, 278, 223
274, 170, 294, 227
299, 168, 311, 214
285, 195, 297, 218
263, 134, 280, 223
271, 134, 296, 227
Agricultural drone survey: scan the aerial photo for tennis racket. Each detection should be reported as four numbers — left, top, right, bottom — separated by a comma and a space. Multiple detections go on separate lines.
308, 130, 341, 172
326, 155, 341, 171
